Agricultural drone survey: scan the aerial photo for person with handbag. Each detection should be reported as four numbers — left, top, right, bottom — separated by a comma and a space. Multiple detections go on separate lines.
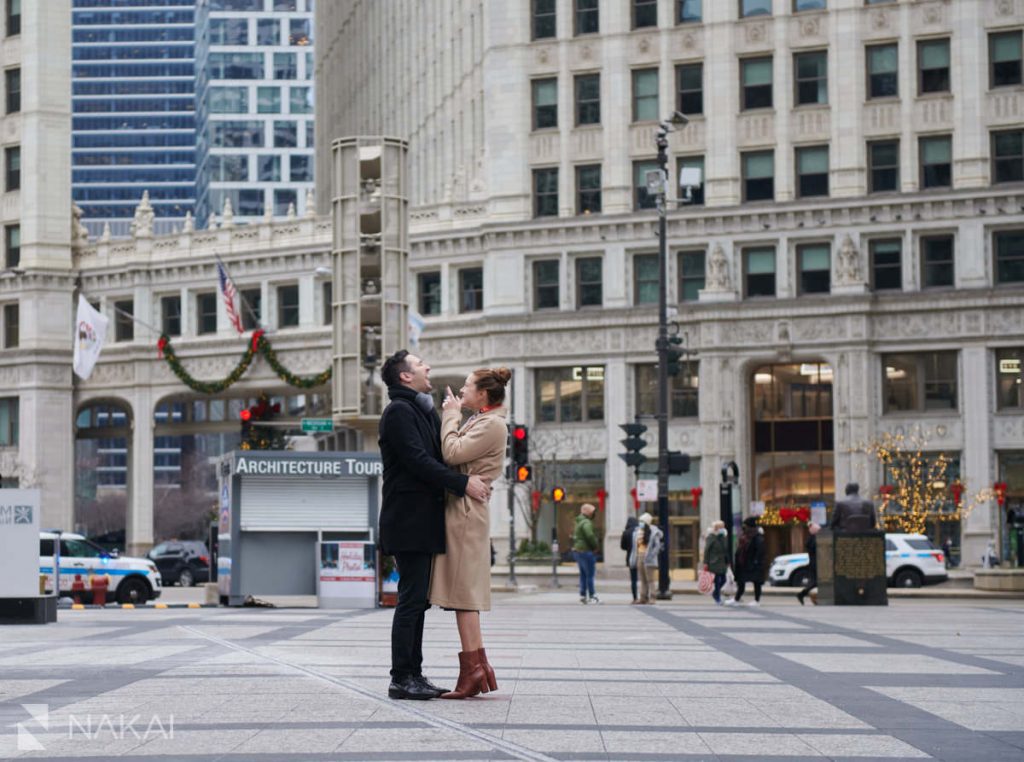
702, 520, 729, 605
631, 513, 663, 604
620, 515, 639, 603
727, 516, 765, 607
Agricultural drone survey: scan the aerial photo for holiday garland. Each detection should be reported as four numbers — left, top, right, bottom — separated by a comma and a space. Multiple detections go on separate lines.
157, 329, 331, 394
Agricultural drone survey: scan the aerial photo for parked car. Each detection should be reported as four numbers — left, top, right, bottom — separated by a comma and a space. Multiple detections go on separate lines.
147, 540, 210, 587
768, 533, 948, 589
40, 531, 163, 604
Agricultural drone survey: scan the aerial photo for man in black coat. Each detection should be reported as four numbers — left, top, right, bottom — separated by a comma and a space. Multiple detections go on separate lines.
378, 349, 491, 700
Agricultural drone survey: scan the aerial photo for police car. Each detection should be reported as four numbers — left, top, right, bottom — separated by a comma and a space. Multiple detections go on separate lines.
768, 533, 948, 589
40, 531, 163, 604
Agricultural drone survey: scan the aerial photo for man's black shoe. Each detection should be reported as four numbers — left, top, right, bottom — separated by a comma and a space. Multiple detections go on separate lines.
388, 675, 436, 700
414, 674, 449, 697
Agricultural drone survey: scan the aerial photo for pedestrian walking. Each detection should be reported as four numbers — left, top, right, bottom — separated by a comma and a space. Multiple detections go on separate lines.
573, 503, 601, 604
703, 520, 729, 605
796, 522, 820, 605
620, 515, 639, 603
727, 516, 765, 607
631, 512, 664, 604
378, 350, 492, 701
429, 367, 511, 698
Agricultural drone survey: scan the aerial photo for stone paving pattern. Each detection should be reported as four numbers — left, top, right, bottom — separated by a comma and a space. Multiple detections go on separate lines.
1, 592, 1022, 761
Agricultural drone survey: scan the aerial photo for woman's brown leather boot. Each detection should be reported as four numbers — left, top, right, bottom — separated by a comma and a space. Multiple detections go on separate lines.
477, 647, 498, 692
440, 650, 488, 699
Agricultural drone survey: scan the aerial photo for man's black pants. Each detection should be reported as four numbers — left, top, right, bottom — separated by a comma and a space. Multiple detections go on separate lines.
390, 552, 432, 680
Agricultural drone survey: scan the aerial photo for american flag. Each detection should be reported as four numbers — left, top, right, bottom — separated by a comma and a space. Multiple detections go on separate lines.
217, 260, 244, 335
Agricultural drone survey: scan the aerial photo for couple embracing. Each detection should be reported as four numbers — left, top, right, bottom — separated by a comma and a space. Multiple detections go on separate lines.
377, 349, 508, 701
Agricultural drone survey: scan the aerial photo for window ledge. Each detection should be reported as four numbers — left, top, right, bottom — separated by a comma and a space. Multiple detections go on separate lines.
881, 410, 960, 418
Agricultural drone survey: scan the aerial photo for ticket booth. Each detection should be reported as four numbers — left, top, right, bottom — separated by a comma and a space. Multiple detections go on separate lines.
217, 451, 381, 607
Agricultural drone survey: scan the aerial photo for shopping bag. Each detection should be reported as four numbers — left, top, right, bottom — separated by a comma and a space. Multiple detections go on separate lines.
697, 568, 714, 595
721, 569, 737, 597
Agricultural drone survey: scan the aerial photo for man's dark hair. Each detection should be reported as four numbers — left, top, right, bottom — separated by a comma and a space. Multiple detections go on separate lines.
381, 349, 411, 388
845, 482, 859, 496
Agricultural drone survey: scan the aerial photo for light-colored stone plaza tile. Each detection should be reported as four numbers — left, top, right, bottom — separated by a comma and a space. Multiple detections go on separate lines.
511, 679, 590, 696
0, 626, 127, 644
9, 730, 151, 758
502, 728, 605, 753
177, 624, 285, 640
590, 695, 684, 726
676, 697, 778, 728
647, 670, 777, 683
416, 697, 512, 723
868, 687, 1024, 731
132, 728, 259, 756
750, 699, 872, 729
729, 632, 879, 648
231, 727, 355, 753
687, 618, 811, 630
698, 731, 821, 756
797, 733, 930, 758
0, 645, 201, 667
602, 730, 713, 755
778, 652, 999, 675
583, 679, 655, 697
0, 680, 69, 702
506, 695, 597, 725
338, 727, 495, 753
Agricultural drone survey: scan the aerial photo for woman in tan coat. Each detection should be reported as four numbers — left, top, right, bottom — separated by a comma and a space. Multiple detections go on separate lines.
430, 367, 510, 698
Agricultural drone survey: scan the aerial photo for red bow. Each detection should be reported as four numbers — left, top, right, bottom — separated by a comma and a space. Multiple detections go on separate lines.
157, 336, 168, 359
251, 329, 265, 352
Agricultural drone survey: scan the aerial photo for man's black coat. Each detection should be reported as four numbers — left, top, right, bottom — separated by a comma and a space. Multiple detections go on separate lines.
378, 385, 468, 555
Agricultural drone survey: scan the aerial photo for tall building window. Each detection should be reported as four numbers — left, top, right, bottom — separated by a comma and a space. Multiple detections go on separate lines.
867, 44, 898, 99
576, 256, 603, 307
4, 145, 17, 191
209, 86, 248, 114
5, 0, 19, 36
996, 348, 1024, 409
634, 254, 658, 304
868, 139, 900, 193
677, 155, 705, 205
5, 68, 19, 113
161, 295, 181, 337
322, 281, 333, 325
288, 18, 311, 46
920, 135, 952, 189
678, 0, 702, 24
257, 86, 281, 113
918, 38, 950, 94
274, 189, 297, 216
633, 0, 658, 28
534, 167, 559, 217
532, 78, 558, 129
277, 284, 299, 328
289, 87, 312, 114
636, 363, 699, 418
2, 303, 16, 348
258, 155, 281, 182
576, 164, 601, 214
257, 18, 280, 46
883, 352, 958, 413
796, 145, 829, 198
921, 235, 954, 288
209, 17, 248, 44
995, 230, 1024, 285
532, 0, 556, 40
574, 73, 600, 125
676, 62, 703, 115
418, 271, 441, 315
632, 69, 659, 121
274, 121, 298, 148
4, 224, 17, 268
459, 268, 483, 313
197, 292, 217, 335
533, 260, 560, 310
744, 247, 776, 297
742, 150, 774, 202
870, 239, 902, 291
990, 31, 1023, 88
575, 0, 598, 35
273, 52, 297, 79
740, 0, 772, 18
634, 159, 659, 210
114, 299, 134, 342
536, 366, 605, 423
240, 288, 261, 330
290, 155, 311, 182
679, 250, 706, 301
798, 244, 831, 294
741, 57, 773, 110
794, 50, 827, 105
992, 129, 1024, 185
0, 397, 17, 446
794, 0, 826, 9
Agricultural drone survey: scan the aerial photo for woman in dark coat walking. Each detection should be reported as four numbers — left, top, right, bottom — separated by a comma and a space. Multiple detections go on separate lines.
620, 516, 639, 602
728, 516, 765, 606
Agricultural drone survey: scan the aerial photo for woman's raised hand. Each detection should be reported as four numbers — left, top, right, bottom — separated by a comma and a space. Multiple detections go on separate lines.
442, 385, 462, 413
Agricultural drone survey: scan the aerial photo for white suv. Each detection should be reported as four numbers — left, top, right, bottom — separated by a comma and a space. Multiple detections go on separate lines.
769, 533, 948, 589
40, 531, 163, 604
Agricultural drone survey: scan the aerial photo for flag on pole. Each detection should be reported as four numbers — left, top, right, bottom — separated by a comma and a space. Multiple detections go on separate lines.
217, 260, 244, 334
408, 309, 425, 348
73, 295, 109, 380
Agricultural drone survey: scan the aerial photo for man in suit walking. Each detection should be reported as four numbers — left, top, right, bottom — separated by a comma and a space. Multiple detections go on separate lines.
830, 483, 879, 533
378, 350, 492, 700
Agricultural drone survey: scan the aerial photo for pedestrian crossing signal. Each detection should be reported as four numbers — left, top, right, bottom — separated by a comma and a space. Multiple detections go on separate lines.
516, 465, 532, 482
551, 486, 565, 502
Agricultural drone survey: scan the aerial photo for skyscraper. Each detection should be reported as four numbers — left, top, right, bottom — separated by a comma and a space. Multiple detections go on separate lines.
194, 0, 315, 227
71, 0, 196, 236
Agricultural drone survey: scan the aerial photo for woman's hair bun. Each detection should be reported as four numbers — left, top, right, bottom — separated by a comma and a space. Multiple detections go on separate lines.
495, 367, 512, 385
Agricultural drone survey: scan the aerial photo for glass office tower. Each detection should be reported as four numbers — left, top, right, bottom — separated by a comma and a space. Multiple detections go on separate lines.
194, 0, 315, 227
71, 0, 197, 236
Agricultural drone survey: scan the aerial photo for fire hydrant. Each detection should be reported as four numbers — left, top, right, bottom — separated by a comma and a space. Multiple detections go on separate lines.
90, 574, 109, 607
71, 574, 86, 604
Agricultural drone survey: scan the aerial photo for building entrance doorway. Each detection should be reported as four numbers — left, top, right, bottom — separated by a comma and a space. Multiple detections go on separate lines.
668, 516, 701, 580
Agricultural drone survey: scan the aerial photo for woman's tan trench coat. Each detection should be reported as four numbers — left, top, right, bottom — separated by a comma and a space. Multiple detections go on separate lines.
429, 405, 507, 611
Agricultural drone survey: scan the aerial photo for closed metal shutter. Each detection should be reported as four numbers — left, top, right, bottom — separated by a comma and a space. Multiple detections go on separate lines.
241, 476, 369, 530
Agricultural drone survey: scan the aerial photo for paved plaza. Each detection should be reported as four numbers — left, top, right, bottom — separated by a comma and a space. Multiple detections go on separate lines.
0, 592, 1022, 761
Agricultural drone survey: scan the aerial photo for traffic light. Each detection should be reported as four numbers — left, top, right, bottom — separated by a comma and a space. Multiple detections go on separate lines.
512, 425, 529, 465
668, 451, 690, 474
516, 465, 533, 483
240, 408, 253, 444
618, 422, 648, 468
666, 334, 685, 376
551, 486, 565, 503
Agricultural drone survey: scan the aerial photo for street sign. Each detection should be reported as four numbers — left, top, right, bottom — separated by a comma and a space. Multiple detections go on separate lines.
301, 418, 334, 433
636, 479, 658, 502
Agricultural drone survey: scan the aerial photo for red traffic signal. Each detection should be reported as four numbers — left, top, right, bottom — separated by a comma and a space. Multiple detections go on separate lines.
513, 426, 527, 441
240, 409, 252, 421
512, 425, 529, 465
551, 486, 565, 503
516, 465, 532, 483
